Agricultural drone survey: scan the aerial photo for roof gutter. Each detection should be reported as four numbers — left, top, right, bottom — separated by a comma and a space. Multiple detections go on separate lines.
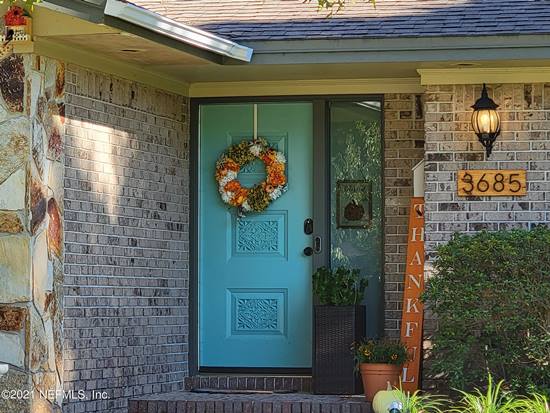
241, 35, 550, 65
103, 0, 253, 62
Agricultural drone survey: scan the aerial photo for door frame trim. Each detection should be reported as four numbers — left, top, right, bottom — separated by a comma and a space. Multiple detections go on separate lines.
189, 94, 384, 376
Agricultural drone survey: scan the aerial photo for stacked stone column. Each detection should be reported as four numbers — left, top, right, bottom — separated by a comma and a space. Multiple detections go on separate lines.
0, 53, 65, 413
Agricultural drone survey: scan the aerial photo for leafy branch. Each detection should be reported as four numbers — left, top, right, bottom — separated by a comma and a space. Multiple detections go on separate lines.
307, 0, 375, 15
1, 0, 41, 11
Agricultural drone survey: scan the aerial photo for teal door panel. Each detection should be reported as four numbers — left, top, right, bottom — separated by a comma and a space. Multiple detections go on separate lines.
199, 102, 313, 368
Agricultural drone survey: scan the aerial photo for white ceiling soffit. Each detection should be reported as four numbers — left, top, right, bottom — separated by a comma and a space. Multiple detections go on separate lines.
104, 0, 253, 62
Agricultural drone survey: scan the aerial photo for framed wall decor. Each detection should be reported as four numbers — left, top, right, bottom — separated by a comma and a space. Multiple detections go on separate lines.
336, 180, 372, 229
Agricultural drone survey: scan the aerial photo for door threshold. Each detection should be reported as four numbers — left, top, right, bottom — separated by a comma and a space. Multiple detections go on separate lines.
185, 373, 313, 393
199, 367, 311, 375
191, 389, 298, 395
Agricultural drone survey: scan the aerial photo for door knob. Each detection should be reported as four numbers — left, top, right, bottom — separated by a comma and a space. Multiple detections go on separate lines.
303, 246, 314, 256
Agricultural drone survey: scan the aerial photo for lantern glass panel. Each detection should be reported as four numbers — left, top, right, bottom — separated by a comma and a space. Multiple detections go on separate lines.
472, 108, 500, 135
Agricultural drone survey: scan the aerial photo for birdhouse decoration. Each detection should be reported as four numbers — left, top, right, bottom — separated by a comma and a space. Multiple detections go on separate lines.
2, 6, 32, 43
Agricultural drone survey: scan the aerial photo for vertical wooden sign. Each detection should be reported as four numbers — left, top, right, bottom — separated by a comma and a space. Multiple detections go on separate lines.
400, 197, 425, 393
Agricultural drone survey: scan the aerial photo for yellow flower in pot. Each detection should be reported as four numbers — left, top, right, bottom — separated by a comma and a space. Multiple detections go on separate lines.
351, 339, 409, 402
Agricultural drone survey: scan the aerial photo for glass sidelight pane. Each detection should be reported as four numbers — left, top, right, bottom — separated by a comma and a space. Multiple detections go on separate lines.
329, 100, 383, 338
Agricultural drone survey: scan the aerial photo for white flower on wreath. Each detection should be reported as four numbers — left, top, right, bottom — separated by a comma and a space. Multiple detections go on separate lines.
275, 152, 286, 164
249, 144, 262, 157
241, 201, 252, 212
221, 191, 234, 204
269, 187, 282, 200
219, 172, 237, 187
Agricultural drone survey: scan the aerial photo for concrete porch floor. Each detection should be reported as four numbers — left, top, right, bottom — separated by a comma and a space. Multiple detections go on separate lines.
128, 391, 372, 413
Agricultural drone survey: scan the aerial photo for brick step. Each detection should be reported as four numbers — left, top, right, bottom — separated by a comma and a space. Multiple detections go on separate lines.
129, 391, 371, 413
184, 376, 312, 393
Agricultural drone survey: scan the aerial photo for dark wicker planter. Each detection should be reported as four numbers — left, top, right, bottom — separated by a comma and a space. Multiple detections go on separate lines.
312, 305, 366, 395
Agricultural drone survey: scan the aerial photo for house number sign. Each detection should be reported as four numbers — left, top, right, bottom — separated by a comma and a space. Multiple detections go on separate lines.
457, 170, 527, 196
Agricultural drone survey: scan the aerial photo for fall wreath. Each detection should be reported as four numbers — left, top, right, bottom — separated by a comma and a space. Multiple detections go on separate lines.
215, 139, 287, 215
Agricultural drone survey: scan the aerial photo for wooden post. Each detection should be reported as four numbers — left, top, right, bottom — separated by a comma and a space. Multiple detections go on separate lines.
400, 197, 425, 392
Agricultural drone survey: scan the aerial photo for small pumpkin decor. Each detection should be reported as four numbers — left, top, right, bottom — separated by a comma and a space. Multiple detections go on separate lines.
344, 200, 365, 221
215, 138, 287, 216
352, 339, 409, 402
374, 383, 447, 413
372, 382, 403, 413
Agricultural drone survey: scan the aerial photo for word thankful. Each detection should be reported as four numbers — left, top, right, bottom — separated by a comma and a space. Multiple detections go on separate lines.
400, 197, 425, 392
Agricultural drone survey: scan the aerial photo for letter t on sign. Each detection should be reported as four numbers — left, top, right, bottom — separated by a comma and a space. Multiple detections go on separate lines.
400, 197, 425, 393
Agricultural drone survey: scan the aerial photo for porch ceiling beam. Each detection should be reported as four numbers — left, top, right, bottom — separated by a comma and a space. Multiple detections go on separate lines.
36, 38, 190, 95
418, 67, 550, 85
188, 78, 424, 98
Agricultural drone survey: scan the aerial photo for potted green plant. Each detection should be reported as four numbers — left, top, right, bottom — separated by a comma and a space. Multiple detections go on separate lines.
352, 339, 409, 402
312, 266, 368, 395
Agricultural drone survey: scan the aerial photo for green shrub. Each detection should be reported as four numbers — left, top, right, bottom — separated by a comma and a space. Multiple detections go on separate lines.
312, 266, 367, 305
423, 227, 550, 395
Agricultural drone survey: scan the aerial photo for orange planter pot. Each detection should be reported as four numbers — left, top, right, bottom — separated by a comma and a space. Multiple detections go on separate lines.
359, 363, 402, 402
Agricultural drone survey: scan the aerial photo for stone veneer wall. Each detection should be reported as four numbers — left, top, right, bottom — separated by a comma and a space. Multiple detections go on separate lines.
422, 83, 550, 381
0, 54, 65, 412
383, 93, 425, 339
63, 65, 189, 413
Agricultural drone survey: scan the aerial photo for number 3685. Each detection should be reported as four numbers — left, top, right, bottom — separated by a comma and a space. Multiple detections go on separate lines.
458, 170, 526, 196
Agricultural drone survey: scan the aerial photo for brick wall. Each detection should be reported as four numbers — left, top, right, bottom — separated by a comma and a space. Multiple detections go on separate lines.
383, 94, 425, 338
424, 83, 550, 256
63, 65, 189, 413
422, 84, 550, 386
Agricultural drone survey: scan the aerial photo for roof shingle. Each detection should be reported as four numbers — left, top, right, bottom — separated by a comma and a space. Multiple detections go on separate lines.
127, 0, 550, 41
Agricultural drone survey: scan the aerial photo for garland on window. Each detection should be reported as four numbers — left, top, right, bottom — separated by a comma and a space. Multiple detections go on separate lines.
215, 138, 287, 215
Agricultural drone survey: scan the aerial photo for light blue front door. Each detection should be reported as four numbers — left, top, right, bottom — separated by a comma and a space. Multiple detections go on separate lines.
199, 102, 313, 369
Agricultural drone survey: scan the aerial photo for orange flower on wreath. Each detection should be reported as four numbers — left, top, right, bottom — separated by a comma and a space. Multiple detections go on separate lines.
262, 151, 277, 166
268, 163, 285, 174
231, 188, 249, 206
224, 180, 241, 192
224, 159, 240, 172
268, 172, 286, 186
215, 168, 228, 181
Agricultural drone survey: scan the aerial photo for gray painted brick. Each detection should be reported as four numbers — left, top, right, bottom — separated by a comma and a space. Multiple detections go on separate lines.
63, 64, 189, 413
423, 83, 550, 387
383, 94, 425, 338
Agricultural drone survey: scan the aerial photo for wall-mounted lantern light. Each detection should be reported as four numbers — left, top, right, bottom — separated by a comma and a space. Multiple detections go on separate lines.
471, 84, 501, 158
